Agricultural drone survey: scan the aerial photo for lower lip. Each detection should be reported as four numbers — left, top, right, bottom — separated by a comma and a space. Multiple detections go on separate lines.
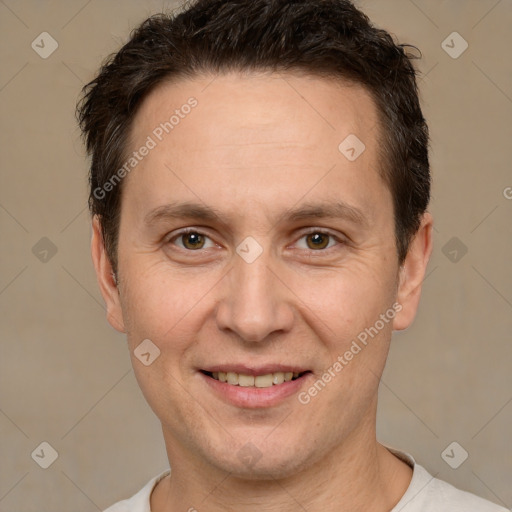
200, 372, 312, 408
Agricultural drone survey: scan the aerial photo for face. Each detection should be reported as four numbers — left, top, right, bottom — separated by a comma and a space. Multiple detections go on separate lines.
92, 71, 432, 479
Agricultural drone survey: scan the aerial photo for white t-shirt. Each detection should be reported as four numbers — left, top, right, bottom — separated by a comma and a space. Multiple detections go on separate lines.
103, 447, 508, 511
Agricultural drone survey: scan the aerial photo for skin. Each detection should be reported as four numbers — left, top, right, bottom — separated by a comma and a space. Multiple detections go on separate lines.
92, 71, 433, 511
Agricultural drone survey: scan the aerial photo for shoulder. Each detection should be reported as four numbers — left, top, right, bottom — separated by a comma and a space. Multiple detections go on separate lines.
102, 470, 170, 512
401, 464, 507, 511
387, 447, 508, 512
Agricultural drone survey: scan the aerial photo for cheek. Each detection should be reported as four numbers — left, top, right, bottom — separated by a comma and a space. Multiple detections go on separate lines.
119, 266, 207, 419
119, 259, 219, 345
296, 265, 398, 404
296, 262, 398, 336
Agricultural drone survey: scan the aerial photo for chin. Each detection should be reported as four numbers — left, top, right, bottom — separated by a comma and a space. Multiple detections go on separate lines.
221, 456, 308, 481
203, 436, 317, 481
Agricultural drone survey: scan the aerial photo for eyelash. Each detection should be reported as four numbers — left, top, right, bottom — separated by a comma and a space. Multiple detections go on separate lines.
166, 227, 346, 255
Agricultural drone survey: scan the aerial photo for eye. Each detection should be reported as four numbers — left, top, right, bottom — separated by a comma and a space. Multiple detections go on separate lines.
168, 229, 216, 251
165, 228, 345, 254
295, 230, 343, 251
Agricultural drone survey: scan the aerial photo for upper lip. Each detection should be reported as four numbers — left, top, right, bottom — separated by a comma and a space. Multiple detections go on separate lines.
201, 365, 311, 376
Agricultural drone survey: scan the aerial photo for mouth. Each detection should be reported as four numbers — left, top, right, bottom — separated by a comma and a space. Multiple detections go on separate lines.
200, 370, 310, 388
199, 367, 314, 408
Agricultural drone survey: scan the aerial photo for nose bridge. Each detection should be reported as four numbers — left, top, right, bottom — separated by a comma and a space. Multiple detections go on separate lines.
216, 246, 292, 342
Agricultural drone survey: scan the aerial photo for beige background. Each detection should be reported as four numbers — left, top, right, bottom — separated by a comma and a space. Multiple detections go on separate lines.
0, 0, 511, 510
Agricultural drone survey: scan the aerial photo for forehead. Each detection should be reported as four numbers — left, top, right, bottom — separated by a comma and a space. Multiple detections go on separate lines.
123, 71, 388, 224
131, 70, 380, 150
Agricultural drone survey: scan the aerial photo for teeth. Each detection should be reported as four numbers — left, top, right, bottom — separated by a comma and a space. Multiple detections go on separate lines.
227, 372, 239, 385
255, 374, 273, 387
209, 371, 304, 388
238, 374, 255, 387
272, 372, 284, 385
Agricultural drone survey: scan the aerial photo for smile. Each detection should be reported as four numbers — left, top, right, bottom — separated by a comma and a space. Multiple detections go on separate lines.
202, 371, 308, 388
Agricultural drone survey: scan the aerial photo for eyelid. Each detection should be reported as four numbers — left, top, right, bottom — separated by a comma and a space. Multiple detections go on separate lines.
291, 227, 347, 251
165, 226, 346, 253
165, 227, 218, 250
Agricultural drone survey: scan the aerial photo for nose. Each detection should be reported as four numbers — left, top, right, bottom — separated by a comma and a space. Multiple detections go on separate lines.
215, 248, 294, 343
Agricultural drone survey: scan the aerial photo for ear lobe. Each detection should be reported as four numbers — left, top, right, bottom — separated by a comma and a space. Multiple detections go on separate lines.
91, 215, 126, 333
393, 212, 433, 331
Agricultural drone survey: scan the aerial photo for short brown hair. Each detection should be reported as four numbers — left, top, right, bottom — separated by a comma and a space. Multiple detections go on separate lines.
77, 0, 430, 272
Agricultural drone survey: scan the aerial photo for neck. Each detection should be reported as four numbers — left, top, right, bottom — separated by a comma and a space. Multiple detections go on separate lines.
152, 408, 412, 511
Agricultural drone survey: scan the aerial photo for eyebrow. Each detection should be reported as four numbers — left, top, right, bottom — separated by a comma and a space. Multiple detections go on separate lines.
144, 201, 224, 226
284, 201, 368, 227
143, 200, 369, 228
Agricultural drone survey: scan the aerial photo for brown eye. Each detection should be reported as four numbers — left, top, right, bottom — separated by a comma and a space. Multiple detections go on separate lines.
305, 232, 331, 250
181, 232, 206, 250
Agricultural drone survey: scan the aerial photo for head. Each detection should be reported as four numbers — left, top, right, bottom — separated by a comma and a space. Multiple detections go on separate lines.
78, 0, 432, 479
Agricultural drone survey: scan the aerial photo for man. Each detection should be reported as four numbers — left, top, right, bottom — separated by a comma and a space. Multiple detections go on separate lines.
77, 0, 507, 510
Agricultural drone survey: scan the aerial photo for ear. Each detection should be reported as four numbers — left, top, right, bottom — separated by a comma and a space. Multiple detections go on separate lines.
393, 212, 433, 331
91, 215, 126, 333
